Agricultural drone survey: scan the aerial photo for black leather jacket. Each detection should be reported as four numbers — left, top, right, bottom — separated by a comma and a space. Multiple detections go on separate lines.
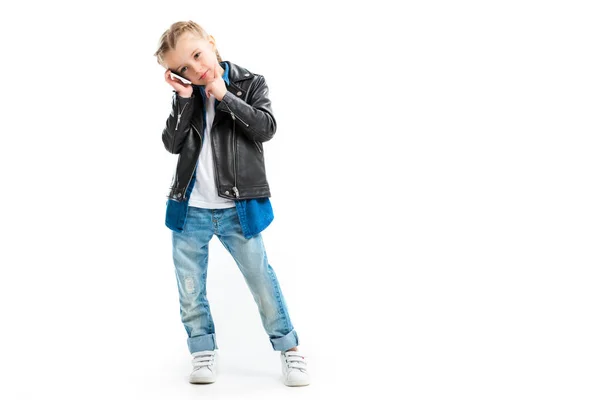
162, 61, 276, 202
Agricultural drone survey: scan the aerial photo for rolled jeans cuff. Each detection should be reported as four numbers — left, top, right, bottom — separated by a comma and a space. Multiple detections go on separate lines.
270, 329, 299, 352
187, 333, 218, 353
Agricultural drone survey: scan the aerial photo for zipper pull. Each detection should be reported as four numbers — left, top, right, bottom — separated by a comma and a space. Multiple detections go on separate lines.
236, 115, 249, 127
232, 186, 240, 197
175, 101, 189, 131
226, 105, 249, 127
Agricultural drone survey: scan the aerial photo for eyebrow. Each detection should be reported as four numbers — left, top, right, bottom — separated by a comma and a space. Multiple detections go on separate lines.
176, 49, 200, 72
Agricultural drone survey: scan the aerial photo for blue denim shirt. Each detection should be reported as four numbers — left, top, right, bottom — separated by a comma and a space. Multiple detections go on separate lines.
165, 61, 274, 238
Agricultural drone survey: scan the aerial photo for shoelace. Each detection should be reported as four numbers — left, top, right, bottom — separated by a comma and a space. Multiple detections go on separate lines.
283, 353, 308, 372
192, 352, 215, 370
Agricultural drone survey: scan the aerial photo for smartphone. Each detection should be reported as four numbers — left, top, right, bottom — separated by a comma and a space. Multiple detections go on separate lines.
170, 71, 192, 85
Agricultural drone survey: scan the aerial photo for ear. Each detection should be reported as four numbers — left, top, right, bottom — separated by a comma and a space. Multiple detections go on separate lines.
208, 35, 217, 50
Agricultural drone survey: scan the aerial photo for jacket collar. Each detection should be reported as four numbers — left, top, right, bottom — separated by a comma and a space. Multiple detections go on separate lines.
223, 60, 254, 84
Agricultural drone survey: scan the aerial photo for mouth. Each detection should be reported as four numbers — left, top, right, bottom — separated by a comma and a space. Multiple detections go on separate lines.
200, 71, 208, 80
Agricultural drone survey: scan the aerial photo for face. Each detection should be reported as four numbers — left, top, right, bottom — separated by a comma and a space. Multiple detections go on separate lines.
163, 32, 223, 85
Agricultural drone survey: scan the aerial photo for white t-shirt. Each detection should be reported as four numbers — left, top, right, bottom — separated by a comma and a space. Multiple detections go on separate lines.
188, 93, 236, 209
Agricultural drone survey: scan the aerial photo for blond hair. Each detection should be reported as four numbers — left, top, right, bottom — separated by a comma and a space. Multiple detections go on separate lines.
154, 20, 223, 68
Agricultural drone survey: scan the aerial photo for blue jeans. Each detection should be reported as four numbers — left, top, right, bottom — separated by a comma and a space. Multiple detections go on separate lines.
171, 205, 299, 353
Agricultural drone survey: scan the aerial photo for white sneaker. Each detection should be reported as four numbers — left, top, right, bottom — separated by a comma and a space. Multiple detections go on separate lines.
280, 350, 310, 386
189, 350, 217, 384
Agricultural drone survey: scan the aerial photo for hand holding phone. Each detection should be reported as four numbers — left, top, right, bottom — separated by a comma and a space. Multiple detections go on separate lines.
170, 71, 192, 85
164, 69, 193, 97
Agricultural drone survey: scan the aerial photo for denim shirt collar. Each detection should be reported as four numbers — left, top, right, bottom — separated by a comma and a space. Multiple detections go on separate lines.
221, 61, 230, 85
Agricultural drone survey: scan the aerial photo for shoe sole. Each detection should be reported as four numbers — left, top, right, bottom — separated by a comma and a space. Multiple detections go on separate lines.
189, 377, 216, 384
284, 379, 310, 387
190, 379, 216, 384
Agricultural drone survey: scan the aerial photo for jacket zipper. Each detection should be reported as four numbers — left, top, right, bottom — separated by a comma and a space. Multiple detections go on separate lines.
224, 101, 249, 127
175, 122, 202, 201
175, 100, 189, 131
230, 113, 239, 198
208, 123, 222, 196
223, 91, 261, 195
222, 93, 259, 154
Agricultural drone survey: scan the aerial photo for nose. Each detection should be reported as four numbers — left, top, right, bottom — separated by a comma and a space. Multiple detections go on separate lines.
191, 64, 203, 79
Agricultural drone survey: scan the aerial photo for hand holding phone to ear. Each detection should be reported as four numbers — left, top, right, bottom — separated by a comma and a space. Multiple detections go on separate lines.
164, 69, 193, 98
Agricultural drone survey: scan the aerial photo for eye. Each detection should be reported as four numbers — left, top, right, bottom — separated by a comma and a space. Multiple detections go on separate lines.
194, 52, 201, 58
180, 67, 187, 74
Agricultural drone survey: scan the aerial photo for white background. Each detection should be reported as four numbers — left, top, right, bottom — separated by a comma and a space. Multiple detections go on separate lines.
0, 0, 599, 399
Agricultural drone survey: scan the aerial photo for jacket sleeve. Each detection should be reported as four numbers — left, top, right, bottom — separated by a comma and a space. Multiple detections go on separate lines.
162, 91, 196, 154
215, 75, 277, 143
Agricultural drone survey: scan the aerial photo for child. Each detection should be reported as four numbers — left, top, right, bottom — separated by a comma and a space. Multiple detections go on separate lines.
153, 21, 310, 387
